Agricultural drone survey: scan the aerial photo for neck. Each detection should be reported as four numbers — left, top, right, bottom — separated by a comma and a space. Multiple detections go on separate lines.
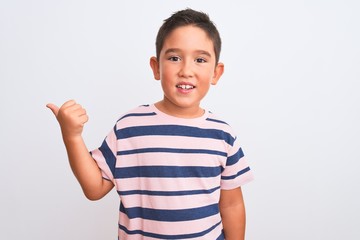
155, 100, 204, 119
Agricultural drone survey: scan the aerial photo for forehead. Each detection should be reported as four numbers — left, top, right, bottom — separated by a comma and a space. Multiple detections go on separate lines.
161, 25, 215, 55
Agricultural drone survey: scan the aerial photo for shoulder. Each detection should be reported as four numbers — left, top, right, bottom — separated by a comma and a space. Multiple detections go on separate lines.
113, 104, 157, 129
116, 104, 155, 121
201, 111, 240, 147
204, 111, 236, 135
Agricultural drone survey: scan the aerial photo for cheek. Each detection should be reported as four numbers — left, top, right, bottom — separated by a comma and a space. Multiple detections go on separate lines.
199, 70, 214, 83
162, 68, 181, 84
160, 64, 173, 79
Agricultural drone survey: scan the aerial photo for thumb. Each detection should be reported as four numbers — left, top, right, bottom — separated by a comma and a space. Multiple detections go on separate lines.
46, 103, 60, 117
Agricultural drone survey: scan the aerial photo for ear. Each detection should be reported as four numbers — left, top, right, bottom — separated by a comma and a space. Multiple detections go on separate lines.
150, 56, 160, 80
211, 62, 224, 85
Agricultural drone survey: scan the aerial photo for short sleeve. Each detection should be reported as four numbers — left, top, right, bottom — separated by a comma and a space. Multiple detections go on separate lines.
90, 125, 117, 183
221, 137, 254, 190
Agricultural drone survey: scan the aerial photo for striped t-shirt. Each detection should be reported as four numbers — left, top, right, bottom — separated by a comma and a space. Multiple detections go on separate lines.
91, 104, 253, 239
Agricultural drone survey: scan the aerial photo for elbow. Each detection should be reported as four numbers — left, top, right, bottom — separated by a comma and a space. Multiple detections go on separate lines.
84, 194, 103, 201
83, 191, 105, 201
80, 179, 113, 201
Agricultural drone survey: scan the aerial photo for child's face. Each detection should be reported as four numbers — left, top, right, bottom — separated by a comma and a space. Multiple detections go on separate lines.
150, 25, 224, 118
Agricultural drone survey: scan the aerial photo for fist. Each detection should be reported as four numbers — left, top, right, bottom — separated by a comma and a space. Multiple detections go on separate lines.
47, 100, 89, 139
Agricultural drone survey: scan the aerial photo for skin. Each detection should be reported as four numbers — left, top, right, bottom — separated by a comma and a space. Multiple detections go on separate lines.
150, 25, 224, 118
48, 25, 246, 240
47, 101, 114, 200
219, 187, 247, 240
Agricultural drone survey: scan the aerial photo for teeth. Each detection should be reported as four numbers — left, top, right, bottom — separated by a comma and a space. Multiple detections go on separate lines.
177, 84, 194, 89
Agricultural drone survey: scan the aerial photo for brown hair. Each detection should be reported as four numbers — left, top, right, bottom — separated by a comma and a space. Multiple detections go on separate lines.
155, 8, 222, 64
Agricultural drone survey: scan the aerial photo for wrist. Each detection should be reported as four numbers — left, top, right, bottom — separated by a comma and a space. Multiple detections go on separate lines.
62, 134, 84, 145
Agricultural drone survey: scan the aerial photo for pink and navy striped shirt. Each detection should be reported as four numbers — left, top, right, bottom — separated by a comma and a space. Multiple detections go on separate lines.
91, 104, 253, 239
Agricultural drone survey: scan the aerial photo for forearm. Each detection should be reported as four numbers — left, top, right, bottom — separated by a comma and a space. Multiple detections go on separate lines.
63, 136, 111, 200
47, 100, 113, 200
220, 200, 246, 240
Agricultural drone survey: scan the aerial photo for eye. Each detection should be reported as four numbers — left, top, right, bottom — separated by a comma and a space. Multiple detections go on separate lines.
195, 58, 207, 63
168, 56, 181, 62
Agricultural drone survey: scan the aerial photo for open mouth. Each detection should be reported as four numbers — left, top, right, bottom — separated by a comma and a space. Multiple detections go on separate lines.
176, 84, 195, 90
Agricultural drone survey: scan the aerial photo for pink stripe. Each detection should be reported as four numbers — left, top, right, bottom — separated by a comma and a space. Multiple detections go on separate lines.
115, 176, 220, 192
116, 153, 226, 168
105, 129, 117, 156
115, 105, 235, 137
228, 137, 243, 156
221, 170, 254, 189
117, 135, 229, 152
119, 189, 220, 209
91, 129, 118, 181
119, 211, 223, 237
222, 156, 250, 177
91, 149, 114, 181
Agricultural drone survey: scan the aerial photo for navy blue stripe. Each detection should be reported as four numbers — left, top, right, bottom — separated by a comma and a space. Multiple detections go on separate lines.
118, 112, 156, 121
206, 118, 228, 125
221, 167, 251, 180
118, 147, 227, 157
114, 165, 223, 179
116, 125, 235, 145
226, 148, 244, 166
120, 203, 219, 222
118, 186, 220, 196
98, 140, 116, 175
119, 221, 222, 239
216, 231, 225, 240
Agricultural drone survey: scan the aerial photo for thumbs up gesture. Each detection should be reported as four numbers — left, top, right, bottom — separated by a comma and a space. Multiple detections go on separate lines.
47, 100, 89, 140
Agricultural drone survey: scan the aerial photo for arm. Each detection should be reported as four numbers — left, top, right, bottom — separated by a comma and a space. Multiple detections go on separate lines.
47, 100, 113, 200
219, 187, 246, 240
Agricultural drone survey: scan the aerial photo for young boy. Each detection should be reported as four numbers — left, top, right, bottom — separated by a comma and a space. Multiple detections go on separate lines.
47, 8, 253, 240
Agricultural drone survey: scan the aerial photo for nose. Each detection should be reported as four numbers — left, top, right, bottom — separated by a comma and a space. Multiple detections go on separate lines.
178, 59, 194, 78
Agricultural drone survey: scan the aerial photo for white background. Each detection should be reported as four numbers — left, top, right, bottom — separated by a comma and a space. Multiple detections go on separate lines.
1, 0, 359, 239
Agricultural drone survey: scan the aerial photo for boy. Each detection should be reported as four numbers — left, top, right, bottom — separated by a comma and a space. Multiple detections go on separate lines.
47, 8, 253, 240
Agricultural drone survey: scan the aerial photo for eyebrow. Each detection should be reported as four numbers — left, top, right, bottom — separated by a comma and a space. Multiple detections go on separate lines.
164, 48, 212, 57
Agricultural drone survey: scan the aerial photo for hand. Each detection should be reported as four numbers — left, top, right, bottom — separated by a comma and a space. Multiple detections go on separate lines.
47, 100, 89, 140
